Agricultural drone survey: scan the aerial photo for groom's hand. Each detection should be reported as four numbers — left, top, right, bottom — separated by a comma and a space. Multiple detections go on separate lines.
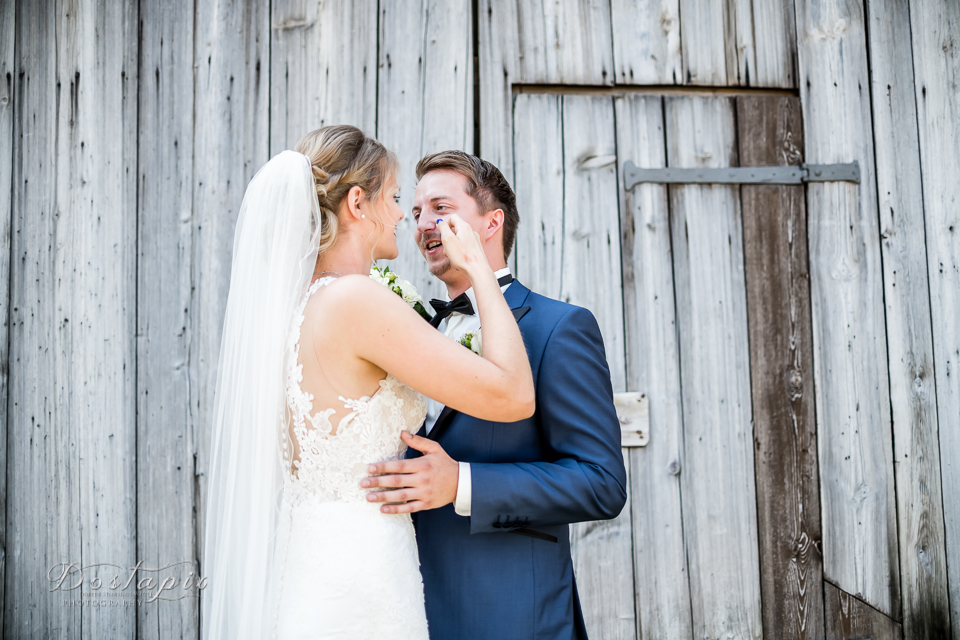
361, 431, 459, 514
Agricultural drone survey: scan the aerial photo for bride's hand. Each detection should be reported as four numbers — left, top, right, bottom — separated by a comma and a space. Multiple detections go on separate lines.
437, 214, 491, 275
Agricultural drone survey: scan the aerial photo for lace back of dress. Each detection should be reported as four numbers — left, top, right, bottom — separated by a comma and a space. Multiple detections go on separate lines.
280, 276, 428, 507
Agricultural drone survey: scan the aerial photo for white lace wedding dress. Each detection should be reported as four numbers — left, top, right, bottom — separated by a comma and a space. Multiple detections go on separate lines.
271, 276, 430, 639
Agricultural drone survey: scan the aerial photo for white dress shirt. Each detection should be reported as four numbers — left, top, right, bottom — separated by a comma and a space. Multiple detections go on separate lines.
425, 267, 513, 516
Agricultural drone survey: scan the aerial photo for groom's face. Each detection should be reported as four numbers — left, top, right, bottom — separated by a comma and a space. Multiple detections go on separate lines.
412, 169, 487, 280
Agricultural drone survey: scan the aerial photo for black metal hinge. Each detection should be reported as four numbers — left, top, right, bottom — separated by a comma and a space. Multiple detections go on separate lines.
623, 160, 860, 190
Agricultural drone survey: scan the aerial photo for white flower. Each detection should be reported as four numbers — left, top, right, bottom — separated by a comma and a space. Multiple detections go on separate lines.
370, 264, 431, 321
392, 276, 422, 305
459, 329, 482, 356
369, 264, 394, 286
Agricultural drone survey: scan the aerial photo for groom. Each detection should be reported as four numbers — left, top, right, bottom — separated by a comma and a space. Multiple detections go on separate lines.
364, 151, 626, 639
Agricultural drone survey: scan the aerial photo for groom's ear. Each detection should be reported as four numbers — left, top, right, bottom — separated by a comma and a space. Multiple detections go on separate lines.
482, 208, 505, 240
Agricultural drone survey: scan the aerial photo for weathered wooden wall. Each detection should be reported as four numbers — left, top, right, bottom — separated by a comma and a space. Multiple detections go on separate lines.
0, 1, 15, 631
7, 2, 140, 638
2, 0, 958, 638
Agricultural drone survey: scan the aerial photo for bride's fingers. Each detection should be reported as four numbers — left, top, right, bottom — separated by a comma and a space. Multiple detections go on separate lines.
443, 213, 465, 234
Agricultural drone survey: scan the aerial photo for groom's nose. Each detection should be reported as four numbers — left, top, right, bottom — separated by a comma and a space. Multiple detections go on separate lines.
416, 213, 438, 235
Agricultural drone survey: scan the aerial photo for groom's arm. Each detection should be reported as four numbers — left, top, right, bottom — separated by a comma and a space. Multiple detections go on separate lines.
468, 306, 627, 533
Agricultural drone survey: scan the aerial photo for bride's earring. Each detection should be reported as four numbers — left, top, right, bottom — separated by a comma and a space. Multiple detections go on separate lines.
361, 214, 366, 219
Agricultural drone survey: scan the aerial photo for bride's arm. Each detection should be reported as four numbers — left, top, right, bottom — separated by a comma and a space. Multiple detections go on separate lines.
320, 218, 534, 422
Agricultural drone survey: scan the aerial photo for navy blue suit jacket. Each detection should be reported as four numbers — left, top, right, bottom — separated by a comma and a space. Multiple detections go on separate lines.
410, 280, 627, 640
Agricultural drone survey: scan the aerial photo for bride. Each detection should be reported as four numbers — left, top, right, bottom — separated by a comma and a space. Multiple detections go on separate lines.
200, 125, 535, 639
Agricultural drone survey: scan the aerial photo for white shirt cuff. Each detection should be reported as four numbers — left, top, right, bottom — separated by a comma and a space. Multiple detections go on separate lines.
454, 461, 472, 516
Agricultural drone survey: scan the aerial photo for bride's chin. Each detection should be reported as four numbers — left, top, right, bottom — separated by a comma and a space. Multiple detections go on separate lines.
373, 245, 399, 261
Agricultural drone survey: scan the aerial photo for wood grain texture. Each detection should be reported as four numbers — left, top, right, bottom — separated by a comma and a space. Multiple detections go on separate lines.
666, 95, 762, 640
678, 0, 743, 85
738, 94, 825, 640
557, 95, 626, 392
514, 0, 614, 86
0, 0, 15, 628
513, 93, 634, 639
560, 95, 633, 640
909, 1, 960, 636
512, 94, 564, 297
867, 0, 952, 637
191, 0, 271, 573
377, 0, 473, 304
824, 581, 903, 640
476, 0, 520, 180
5, 1, 139, 636
269, 0, 378, 153
136, 1, 199, 636
478, 0, 615, 184
609, 0, 682, 85
752, 0, 798, 88
794, 0, 899, 616
616, 94, 693, 640
680, 0, 797, 87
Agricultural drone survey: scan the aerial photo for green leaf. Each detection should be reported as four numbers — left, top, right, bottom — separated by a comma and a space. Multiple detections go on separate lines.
413, 301, 432, 322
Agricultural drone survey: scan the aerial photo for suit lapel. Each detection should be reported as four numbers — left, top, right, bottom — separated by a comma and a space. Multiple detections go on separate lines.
428, 280, 532, 442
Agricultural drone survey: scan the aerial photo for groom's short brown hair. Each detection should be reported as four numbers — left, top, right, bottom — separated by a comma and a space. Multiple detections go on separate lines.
416, 151, 519, 260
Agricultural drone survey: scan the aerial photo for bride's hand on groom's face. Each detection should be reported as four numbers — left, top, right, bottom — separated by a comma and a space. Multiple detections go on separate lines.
437, 214, 489, 274
360, 432, 459, 514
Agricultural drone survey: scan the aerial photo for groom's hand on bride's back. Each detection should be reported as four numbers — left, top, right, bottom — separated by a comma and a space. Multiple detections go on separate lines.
361, 431, 458, 514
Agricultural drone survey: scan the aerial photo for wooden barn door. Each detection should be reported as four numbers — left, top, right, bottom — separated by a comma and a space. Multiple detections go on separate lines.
512, 92, 822, 640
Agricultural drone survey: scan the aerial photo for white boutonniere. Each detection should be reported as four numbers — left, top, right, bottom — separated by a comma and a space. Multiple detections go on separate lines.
459, 329, 482, 356
370, 264, 432, 321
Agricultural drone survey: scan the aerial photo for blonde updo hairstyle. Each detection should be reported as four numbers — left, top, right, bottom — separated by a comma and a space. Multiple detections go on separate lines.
295, 125, 399, 256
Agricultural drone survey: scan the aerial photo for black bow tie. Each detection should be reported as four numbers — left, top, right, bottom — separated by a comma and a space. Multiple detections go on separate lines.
429, 274, 514, 328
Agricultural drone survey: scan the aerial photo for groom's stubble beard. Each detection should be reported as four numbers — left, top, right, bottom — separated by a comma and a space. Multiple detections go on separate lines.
429, 260, 452, 277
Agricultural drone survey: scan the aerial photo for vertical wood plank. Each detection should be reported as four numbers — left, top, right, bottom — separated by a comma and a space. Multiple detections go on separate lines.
561, 94, 632, 640
824, 581, 903, 640
513, 93, 633, 639
558, 96, 626, 392
269, 0, 378, 154
678, 0, 743, 85
479, 0, 615, 186
6, 1, 138, 636
192, 0, 271, 580
477, 0, 520, 180
377, 0, 473, 303
616, 94, 693, 640
738, 94, 825, 640
794, 0, 900, 616
7, 7, 79, 634
136, 1, 198, 636
515, 0, 614, 86
0, 0, 15, 628
867, 0, 952, 637
609, 0, 682, 85
512, 94, 564, 296
752, 0, 798, 87
909, 2, 960, 636
666, 95, 762, 640
680, 0, 797, 87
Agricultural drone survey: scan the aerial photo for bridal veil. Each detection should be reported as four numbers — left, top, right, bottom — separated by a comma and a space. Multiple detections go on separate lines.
201, 151, 321, 639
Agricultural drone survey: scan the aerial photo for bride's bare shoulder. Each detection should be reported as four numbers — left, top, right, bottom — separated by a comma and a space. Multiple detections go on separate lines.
305, 273, 401, 321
